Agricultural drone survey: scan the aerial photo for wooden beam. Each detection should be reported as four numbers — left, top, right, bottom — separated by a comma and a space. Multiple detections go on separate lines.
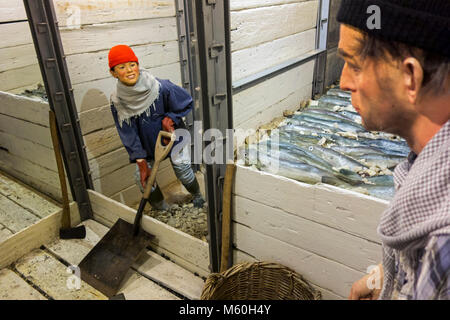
0, 202, 78, 269
0, 91, 49, 127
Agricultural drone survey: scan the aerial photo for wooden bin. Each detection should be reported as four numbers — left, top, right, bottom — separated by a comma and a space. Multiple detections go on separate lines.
201, 261, 322, 300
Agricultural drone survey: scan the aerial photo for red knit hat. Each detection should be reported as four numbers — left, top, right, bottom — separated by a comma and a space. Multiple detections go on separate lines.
108, 45, 139, 70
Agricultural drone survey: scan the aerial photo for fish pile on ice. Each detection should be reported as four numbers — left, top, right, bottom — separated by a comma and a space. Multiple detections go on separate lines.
238, 87, 410, 201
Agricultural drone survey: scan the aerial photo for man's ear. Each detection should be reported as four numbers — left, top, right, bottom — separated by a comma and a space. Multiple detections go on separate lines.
402, 57, 424, 105
110, 69, 117, 78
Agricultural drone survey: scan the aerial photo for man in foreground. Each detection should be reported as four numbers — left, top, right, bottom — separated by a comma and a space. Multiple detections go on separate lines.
336, 0, 449, 299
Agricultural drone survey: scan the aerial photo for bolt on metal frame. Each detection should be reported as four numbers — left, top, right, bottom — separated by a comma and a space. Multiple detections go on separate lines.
23, 0, 93, 220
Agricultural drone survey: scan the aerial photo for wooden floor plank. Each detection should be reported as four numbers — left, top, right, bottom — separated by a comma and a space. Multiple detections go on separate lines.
133, 250, 205, 300
0, 171, 60, 219
0, 194, 40, 233
0, 224, 13, 242
0, 268, 47, 300
46, 219, 180, 300
117, 270, 180, 300
14, 249, 108, 300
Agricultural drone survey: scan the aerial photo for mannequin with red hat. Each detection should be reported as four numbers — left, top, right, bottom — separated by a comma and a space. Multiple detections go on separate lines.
108, 44, 205, 210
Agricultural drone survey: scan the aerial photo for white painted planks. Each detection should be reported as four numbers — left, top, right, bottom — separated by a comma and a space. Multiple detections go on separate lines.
0, 91, 49, 126
233, 60, 315, 130
231, 165, 388, 298
234, 165, 388, 243
53, 0, 175, 27
230, 0, 309, 11
60, 17, 178, 55
233, 222, 362, 299
230, 1, 318, 51
232, 29, 316, 82
0, 0, 26, 22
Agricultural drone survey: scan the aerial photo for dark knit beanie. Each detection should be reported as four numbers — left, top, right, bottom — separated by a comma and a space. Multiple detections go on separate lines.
337, 0, 450, 57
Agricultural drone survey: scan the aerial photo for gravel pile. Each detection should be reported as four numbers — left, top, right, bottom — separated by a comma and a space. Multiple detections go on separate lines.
144, 203, 208, 241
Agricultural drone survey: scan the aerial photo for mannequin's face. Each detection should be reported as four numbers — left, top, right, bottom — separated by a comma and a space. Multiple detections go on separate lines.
110, 61, 140, 86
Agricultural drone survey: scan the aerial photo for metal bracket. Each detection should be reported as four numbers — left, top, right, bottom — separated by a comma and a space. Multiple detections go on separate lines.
213, 93, 227, 105
209, 43, 224, 59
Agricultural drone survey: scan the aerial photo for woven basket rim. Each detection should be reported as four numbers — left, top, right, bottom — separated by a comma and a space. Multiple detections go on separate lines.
201, 261, 322, 300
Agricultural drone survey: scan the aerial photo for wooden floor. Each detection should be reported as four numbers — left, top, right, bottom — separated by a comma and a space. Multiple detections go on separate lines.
0, 171, 61, 240
0, 171, 205, 300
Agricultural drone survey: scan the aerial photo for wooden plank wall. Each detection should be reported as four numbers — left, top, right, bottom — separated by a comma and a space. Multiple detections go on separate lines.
0, 0, 43, 93
230, 0, 319, 130
0, 92, 65, 201
232, 165, 388, 300
50, 0, 181, 206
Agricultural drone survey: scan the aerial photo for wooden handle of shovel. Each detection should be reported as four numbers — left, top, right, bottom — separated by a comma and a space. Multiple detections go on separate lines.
142, 131, 176, 200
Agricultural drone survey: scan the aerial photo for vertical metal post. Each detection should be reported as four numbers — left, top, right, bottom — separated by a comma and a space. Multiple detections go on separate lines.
191, 0, 233, 273
313, 0, 330, 97
23, 0, 93, 220
175, 0, 199, 170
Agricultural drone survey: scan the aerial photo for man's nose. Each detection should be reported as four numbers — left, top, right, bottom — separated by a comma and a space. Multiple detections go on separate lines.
340, 63, 355, 92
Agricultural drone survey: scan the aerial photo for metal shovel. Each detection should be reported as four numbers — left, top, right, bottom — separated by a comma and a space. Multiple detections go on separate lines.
78, 131, 176, 297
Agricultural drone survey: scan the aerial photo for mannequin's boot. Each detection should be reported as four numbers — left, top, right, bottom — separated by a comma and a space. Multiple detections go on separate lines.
184, 178, 205, 208
148, 184, 169, 211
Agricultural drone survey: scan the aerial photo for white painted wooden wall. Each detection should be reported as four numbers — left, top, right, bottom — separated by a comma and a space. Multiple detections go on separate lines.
0, 92, 63, 201
231, 0, 319, 130
0, 0, 42, 92
232, 165, 387, 300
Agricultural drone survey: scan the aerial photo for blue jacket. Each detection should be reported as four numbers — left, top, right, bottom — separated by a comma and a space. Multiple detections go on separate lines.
111, 78, 193, 162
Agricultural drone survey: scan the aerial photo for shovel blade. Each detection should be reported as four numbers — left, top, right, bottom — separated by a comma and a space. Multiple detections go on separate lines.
78, 218, 153, 297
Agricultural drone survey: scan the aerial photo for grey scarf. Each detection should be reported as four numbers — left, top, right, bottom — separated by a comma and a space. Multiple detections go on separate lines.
111, 69, 161, 127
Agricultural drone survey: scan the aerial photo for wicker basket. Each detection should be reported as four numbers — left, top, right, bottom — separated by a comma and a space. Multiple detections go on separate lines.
201, 261, 322, 300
